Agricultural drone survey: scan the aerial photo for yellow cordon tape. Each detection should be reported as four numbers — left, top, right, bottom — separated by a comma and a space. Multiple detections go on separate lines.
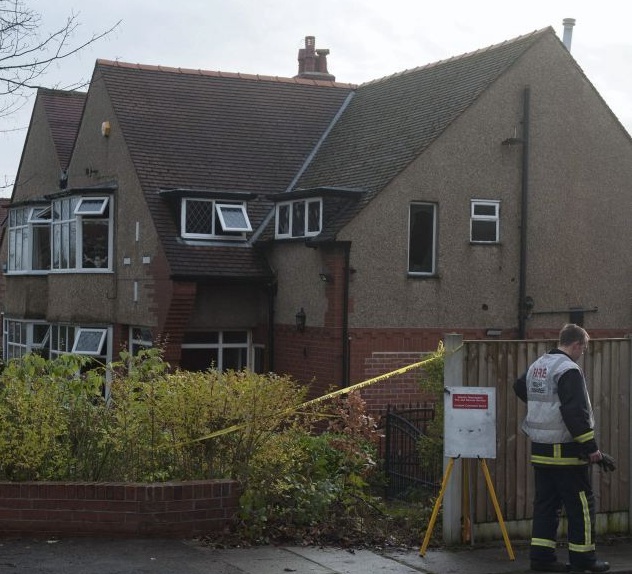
189, 342, 446, 444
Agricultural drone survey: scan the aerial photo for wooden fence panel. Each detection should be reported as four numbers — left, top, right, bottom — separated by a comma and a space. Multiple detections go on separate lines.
460, 337, 630, 531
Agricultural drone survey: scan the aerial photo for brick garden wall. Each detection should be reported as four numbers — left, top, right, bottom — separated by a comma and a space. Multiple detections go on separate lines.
359, 351, 436, 411
0, 479, 240, 538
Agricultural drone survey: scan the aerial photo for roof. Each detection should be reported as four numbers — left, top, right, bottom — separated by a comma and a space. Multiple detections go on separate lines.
292, 27, 554, 240
38, 88, 86, 170
95, 60, 355, 279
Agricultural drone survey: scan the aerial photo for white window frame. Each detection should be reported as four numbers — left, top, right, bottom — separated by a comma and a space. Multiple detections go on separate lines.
7, 205, 52, 273
408, 202, 437, 276
181, 198, 250, 240
28, 205, 52, 223
72, 328, 108, 355
470, 199, 500, 243
275, 198, 322, 239
3, 319, 110, 361
51, 195, 113, 272
74, 197, 109, 216
7, 206, 29, 272
181, 330, 252, 371
216, 203, 252, 232
129, 326, 153, 356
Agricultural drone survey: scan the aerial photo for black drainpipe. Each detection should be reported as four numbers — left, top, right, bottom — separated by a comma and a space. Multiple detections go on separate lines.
341, 242, 351, 386
518, 86, 530, 339
267, 280, 277, 372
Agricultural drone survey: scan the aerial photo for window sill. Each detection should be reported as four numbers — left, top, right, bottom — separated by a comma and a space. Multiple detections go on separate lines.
407, 272, 439, 279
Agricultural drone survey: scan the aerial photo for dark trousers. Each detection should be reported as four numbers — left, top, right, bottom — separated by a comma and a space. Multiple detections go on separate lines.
530, 465, 596, 567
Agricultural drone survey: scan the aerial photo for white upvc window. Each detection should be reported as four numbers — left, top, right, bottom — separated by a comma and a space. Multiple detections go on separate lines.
75, 197, 109, 216
72, 328, 108, 355
216, 203, 252, 232
7, 205, 51, 272
51, 195, 113, 271
275, 198, 322, 238
3, 319, 109, 363
408, 202, 437, 275
129, 326, 153, 356
181, 198, 251, 240
470, 200, 500, 243
180, 330, 253, 372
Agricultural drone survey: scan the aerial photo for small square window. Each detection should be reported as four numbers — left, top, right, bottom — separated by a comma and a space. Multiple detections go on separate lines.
216, 204, 252, 232
471, 200, 500, 243
72, 328, 107, 354
75, 197, 109, 216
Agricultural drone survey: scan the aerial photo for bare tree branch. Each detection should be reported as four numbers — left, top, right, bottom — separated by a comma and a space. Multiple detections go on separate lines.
0, 0, 119, 187
0, 0, 120, 107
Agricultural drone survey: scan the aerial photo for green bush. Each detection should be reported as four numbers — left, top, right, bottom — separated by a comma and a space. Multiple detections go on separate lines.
238, 392, 382, 542
0, 350, 308, 482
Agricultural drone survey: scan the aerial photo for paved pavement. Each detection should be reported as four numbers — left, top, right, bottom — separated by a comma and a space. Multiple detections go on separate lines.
0, 536, 630, 573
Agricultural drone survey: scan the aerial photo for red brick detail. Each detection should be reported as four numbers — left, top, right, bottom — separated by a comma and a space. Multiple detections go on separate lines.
360, 352, 436, 411
0, 480, 240, 538
161, 281, 198, 366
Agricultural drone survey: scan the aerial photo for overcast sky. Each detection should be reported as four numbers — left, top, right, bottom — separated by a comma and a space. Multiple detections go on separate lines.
1, 0, 631, 196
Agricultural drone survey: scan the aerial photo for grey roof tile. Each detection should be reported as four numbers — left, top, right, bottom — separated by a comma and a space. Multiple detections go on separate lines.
38, 88, 86, 170
97, 61, 354, 279
293, 28, 553, 235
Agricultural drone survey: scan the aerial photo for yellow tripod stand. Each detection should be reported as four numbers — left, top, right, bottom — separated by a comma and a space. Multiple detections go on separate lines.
419, 456, 515, 560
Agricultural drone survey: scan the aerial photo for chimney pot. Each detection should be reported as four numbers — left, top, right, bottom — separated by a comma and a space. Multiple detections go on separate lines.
294, 36, 335, 81
562, 18, 576, 51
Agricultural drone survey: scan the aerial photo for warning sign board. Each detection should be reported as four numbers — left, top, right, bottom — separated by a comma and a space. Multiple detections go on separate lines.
444, 386, 496, 459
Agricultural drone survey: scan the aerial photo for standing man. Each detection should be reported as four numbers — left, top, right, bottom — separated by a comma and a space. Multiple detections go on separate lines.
514, 324, 609, 573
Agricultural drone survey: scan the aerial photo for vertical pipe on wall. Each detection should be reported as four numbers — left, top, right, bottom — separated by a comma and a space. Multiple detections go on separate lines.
267, 280, 277, 372
518, 87, 531, 339
342, 242, 351, 386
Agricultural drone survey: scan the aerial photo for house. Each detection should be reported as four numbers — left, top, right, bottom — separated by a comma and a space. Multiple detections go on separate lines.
2, 28, 632, 406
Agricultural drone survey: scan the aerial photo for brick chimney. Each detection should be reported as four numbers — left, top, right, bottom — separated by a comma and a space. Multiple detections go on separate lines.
294, 36, 336, 81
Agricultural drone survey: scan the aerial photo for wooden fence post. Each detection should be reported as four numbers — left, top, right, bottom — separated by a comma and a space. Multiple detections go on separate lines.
443, 333, 464, 544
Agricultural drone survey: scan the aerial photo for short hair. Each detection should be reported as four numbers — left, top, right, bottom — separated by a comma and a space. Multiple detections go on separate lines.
559, 323, 589, 347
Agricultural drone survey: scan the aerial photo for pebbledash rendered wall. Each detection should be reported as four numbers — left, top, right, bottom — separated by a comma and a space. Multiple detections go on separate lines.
0, 480, 241, 538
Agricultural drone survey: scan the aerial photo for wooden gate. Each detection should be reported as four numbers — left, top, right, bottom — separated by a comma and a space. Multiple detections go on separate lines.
442, 334, 631, 542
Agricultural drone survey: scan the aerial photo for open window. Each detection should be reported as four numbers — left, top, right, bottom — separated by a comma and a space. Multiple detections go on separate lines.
75, 197, 109, 216
216, 203, 252, 232
72, 328, 107, 355
28, 205, 52, 223
181, 198, 250, 240
50, 195, 113, 271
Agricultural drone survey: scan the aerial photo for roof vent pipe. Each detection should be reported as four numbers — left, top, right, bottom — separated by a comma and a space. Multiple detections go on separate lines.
562, 18, 576, 51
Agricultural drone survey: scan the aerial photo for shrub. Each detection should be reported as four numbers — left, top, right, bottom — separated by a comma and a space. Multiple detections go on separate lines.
238, 392, 383, 543
0, 350, 308, 482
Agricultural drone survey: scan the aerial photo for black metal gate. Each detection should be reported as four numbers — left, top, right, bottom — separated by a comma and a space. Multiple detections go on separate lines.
381, 404, 441, 499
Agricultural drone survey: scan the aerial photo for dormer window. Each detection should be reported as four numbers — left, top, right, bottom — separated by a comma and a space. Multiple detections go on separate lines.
181, 198, 251, 240
275, 198, 322, 239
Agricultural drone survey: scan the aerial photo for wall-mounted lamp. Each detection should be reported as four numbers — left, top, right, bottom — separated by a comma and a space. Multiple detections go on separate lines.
319, 272, 333, 283
523, 295, 535, 319
295, 307, 306, 332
